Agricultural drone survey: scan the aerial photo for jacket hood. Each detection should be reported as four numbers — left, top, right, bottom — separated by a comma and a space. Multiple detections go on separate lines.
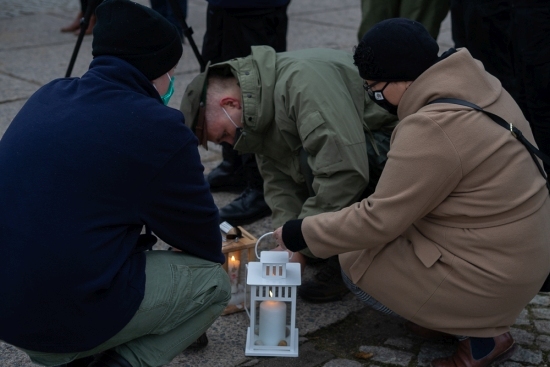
398, 48, 504, 119
210, 46, 278, 140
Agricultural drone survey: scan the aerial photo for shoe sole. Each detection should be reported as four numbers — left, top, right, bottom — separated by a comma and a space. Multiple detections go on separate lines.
490, 343, 518, 366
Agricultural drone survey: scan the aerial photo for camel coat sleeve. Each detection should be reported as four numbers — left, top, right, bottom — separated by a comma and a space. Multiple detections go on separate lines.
302, 113, 462, 258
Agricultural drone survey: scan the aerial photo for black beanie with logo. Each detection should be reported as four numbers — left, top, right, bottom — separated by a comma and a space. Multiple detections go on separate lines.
354, 18, 439, 81
92, 0, 183, 80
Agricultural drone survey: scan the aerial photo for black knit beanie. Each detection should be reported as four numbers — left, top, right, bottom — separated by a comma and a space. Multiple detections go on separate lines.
92, 0, 183, 80
354, 18, 439, 81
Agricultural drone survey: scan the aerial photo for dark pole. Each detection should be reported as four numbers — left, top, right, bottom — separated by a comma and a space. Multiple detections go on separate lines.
65, 0, 103, 78
166, 0, 206, 71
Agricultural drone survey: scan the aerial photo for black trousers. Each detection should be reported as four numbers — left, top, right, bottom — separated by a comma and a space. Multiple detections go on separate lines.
150, 0, 188, 38
201, 3, 289, 188
451, 0, 550, 172
202, 4, 288, 63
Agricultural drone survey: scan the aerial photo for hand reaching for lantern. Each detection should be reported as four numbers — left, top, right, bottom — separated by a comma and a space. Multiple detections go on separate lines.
272, 226, 306, 273
272, 226, 287, 250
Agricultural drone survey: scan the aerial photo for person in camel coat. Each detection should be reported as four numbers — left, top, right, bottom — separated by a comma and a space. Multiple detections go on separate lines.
274, 18, 550, 367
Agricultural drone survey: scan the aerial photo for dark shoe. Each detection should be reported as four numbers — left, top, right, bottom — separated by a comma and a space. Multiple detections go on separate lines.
298, 255, 350, 303
61, 12, 82, 32
207, 161, 246, 192
405, 321, 454, 341
187, 332, 209, 350
219, 187, 271, 226
207, 143, 246, 192
89, 350, 132, 367
431, 332, 517, 367
55, 356, 95, 367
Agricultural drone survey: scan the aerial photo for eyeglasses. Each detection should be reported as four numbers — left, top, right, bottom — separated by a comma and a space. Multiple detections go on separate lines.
363, 81, 389, 100
363, 80, 379, 95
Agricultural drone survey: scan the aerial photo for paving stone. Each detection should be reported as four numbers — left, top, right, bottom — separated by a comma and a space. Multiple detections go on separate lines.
416, 343, 456, 367
534, 320, 550, 334
323, 359, 363, 367
510, 327, 535, 345
530, 294, 550, 306
500, 362, 524, 367
359, 346, 414, 367
509, 346, 543, 365
0, 343, 33, 367
384, 337, 415, 350
514, 309, 530, 326
253, 343, 334, 367
0, 100, 26, 138
536, 335, 550, 351
532, 307, 550, 320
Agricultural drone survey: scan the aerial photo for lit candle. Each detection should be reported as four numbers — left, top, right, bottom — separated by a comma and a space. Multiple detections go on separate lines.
259, 292, 286, 346
228, 254, 240, 294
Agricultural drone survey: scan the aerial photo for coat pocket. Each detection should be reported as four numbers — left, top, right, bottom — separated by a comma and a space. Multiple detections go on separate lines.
412, 238, 442, 268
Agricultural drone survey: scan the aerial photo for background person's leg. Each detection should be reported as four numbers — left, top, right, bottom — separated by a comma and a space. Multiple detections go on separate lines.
150, 0, 187, 39
357, 0, 399, 41
203, 5, 288, 226
512, 2, 550, 174
399, 0, 450, 39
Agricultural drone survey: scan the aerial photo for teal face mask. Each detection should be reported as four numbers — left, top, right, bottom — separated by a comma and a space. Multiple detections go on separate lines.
160, 73, 175, 105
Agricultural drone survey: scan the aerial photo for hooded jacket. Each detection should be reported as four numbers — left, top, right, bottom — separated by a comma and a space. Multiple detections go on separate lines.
212, 46, 398, 227
0, 56, 223, 352
299, 48, 550, 337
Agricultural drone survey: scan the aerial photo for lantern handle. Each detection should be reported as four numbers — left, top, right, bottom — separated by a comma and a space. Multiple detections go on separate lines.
255, 231, 294, 260
244, 263, 251, 319
255, 232, 274, 259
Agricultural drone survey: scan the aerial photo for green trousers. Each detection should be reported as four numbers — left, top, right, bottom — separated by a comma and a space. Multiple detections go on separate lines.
358, 0, 450, 40
22, 251, 231, 367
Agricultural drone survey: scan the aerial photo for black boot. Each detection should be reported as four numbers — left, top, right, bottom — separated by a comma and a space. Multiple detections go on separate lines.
218, 186, 272, 226
207, 143, 246, 192
298, 255, 350, 303
218, 152, 271, 226
186, 332, 209, 350
89, 350, 132, 367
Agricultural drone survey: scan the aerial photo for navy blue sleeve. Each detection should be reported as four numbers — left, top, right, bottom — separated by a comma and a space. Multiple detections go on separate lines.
140, 137, 224, 264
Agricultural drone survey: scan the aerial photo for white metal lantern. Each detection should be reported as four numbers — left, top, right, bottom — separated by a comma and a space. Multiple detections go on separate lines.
245, 232, 301, 357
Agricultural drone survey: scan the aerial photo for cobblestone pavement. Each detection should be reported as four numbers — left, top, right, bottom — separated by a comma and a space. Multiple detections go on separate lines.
1, 0, 548, 366
0, 0, 78, 19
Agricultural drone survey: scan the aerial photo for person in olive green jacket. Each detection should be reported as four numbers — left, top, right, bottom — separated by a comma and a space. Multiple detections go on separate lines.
180, 46, 397, 302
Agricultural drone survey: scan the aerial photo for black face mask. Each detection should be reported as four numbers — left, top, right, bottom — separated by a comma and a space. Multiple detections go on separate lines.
369, 89, 398, 115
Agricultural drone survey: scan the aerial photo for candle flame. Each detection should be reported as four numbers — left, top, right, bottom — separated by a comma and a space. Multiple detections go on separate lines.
231, 255, 235, 261
269, 291, 273, 297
